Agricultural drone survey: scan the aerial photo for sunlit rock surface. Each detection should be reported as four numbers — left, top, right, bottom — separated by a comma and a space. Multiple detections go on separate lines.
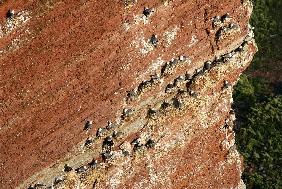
0, 0, 256, 188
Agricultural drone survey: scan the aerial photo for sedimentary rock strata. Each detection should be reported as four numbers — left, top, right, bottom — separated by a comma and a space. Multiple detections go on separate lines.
0, 0, 256, 188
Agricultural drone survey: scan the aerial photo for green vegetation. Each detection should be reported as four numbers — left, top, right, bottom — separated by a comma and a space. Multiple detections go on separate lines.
235, 92, 282, 188
233, 0, 282, 188
250, 0, 282, 66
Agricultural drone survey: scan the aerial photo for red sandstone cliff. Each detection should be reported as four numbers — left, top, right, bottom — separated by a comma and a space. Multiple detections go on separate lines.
0, 0, 256, 188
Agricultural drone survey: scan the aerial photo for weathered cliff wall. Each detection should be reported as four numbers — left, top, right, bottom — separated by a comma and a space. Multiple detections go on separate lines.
0, 0, 256, 188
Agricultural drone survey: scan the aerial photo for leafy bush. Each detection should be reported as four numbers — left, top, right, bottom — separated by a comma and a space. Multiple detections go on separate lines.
236, 96, 282, 189
233, 75, 271, 119
250, 0, 282, 70
234, 0, 282, 188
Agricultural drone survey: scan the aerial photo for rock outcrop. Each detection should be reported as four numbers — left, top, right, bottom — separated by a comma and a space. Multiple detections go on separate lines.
0, 0, 256, 188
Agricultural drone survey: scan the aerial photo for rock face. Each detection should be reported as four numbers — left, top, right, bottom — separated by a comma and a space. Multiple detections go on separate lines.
0, 0, 256, 188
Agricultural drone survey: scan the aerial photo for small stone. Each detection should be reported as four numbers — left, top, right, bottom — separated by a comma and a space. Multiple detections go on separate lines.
150, 74, 160, 84
237, 45, 243, 52
223, 53, 233, 62
150, 34, 158, 47
223, 123, 229, 130
122, 150, 130, 156
172, 98, 183, 109
85, 137, 93, 147
194, 68, 203, 77
106, 121, 117, 130
222, 13, 232, 23
102, 151, 113, 161
124, 0, 137, 6
161, 101, 170, 110
216, 22, 241, 41
113, 131, 124, 140
131, 138, 142, 146
122, 108, 133, 119
29, 183, 45, 189
96, 127, 107, 137
54, 176, 64, 185
137, 80, 152, 93
177, 89, 187, 96
204, 61, 212, 71
64, 164, 73, 172
6, 9, 15, 19
143, 7, 152, 17
88, 159, 98, 169
174, 75, 186, 87
230, 23, 239, 30
103, 136, 114, 148
145, 139, 155, 148
165, 83, 174, 93
179, 55, 187, 61
161, 62, 171, 76
223, 80, 231, 89
230, 109, 235, 115
195, 68, 203, 75
75, 166, 88, 173
212, 15, 222, 28
83, 120, 93, 131
189, 89, 198, 98
148, 108, 158, 119
127, 90, 138, 100
185, 73, 193, 80
143, 80, 152, 88
170, 58, 179, 66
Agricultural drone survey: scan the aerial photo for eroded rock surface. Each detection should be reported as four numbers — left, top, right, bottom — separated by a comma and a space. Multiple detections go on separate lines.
0, 0, 256, 188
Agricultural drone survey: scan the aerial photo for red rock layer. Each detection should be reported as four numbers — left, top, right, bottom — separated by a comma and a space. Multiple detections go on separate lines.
0, 0, 256, 188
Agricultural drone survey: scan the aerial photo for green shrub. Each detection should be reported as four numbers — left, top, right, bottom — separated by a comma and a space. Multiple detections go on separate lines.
236, 96, 282, 189
250, 0, 282, 70
234, 0, 282, 188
